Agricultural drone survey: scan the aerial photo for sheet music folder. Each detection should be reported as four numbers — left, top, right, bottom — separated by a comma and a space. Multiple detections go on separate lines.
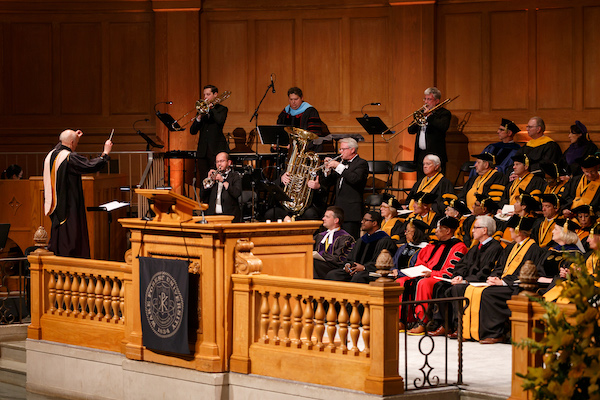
156, 111, 184, 132
258, 125, 290, 146
356, 116, 390, 135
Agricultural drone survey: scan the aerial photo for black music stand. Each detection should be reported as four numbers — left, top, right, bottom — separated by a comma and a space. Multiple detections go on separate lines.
258, 125, 289, 180
256, 181, 292, 203
137, 130, 164, 151
87, 201, 129, 261
356, 116, 390, 194
156, 111, 184, 132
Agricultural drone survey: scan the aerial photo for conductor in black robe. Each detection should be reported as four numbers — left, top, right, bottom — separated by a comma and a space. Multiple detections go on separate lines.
43, 129, 112, 258
190, 84, 229, 185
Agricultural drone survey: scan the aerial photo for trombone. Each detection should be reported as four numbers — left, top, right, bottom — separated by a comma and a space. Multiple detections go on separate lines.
172, 90, 232, 130
381, 95, 459, 142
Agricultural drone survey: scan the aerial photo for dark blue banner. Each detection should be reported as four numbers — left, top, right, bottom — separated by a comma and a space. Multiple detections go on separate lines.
139, 257, 190, 355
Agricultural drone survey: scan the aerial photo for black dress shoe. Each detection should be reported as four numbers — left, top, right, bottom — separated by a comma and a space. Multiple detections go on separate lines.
480, 336, 504, 344
448, 331, 458, 339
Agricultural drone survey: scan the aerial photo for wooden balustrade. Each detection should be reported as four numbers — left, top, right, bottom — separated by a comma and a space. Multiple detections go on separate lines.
27, 248, 131, 353
231, 274, 405, 396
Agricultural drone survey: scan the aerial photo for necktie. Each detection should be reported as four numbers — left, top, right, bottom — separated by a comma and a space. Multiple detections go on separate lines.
342, 160, 349, 166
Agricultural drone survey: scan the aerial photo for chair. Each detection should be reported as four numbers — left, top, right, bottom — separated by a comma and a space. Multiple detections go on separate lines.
367, 160, 393, 193
388, 161, 417, 198
453, 161, 475, 190
365, 193, 384, 211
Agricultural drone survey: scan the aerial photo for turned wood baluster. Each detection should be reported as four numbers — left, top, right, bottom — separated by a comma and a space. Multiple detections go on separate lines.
119, 279, 125, 321
314, 297, 325, 349
55, 273, 65, 314
302, 296, 314, 348
103, 276, 112, 321
63, 273, 72, 314
362, 304, 370, 356
87, 276, 96, 318
338, 300, 349, 352
71, 274, 80, 316
281, 294, 292, 346
349, 301, 361, 353
270, 293, 281, 344
326, 297, 338, 351
111, 279, 120, 322
259, 291, 270, 343
95, 276, 104, 319
48, 271, 56, 313
291, 295, 303, 348
79, 274, 88, 317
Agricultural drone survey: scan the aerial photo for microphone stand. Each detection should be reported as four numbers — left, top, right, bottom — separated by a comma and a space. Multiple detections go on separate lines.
192, 177, 208, 224
250, 79, 275, 160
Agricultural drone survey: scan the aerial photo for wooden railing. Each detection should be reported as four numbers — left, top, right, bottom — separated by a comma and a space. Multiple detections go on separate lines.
230, 274, 405, 396
27, 248, 132, 353
508, 295, 576, 400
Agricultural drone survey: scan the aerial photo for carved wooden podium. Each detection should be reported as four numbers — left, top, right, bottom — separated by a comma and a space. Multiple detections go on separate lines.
120, 190, 321, 372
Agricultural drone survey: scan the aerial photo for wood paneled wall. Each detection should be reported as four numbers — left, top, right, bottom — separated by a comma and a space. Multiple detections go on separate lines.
0, 0, 599, 183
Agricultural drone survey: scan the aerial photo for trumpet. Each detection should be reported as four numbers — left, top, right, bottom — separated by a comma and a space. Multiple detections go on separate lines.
381, 95, 459, 142
203, 168, 228, 189
313, 154, 343, 174
172, 90, 232, 130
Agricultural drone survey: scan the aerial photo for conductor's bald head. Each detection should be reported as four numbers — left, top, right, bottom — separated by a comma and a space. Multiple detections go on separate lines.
60, 129, 83, 151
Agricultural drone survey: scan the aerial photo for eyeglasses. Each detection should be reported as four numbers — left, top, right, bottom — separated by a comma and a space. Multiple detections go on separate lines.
525, 125, 539, 129
339, 147, 351, 151
473, 226, 485, 230
361, 218, 374, 222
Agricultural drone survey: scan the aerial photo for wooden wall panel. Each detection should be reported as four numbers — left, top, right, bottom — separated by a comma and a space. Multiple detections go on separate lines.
255, 19, 295, 113
302, 19, 341, 112
60, 23, 102, 115
109, 22, 152, 115
489, 11, 528, 110
349, 17, 388, 114
206, 21, 248, 114
536, 8, 574, 110
11, 23, 53, 115
583, 6, 600, 109
0, 24, 5, 115
443, 13, 482, 110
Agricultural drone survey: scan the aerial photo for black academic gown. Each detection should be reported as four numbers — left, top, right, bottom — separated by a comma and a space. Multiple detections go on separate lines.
313, 229, 356, 279
46, 144, 108, 258
325, 231, 396, 284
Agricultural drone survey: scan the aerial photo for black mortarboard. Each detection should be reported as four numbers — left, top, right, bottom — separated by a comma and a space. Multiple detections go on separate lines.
555, 218, 580, 233
540, 162, 561, 179
438, 216, 459, 230
540, 193, 560, 208
381, 193, 402, 210
446, 198, 471, 216
407, 218, 430, 233
471, 152, 496, 164
571, 204, 597, 216
501, 118, 520, 135
517, 191, 540, 212
512, 153, 530, 169
412, 191, 437, 205
506, 215, 536, 232
579, 154, 600, 169
475, 193, 500, 213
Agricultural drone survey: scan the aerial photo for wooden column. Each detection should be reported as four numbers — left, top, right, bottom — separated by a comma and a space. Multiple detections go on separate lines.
152, 0, 202, 194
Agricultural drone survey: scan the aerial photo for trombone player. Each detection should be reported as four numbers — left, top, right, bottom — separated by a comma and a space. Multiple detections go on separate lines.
408, 87, 452, 180
191, 84, 229, 186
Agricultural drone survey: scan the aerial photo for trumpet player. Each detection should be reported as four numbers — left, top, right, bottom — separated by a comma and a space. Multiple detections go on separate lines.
408, 87, 452, 180
317, 138, 368, 239
202, 152, 242, 223
191, 84, 229, 185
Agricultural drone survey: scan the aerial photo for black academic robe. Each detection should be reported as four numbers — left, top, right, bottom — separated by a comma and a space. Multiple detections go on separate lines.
517, 137, 562, 171
313, 229, 356, 279
462, 238, 546, 341
45, 144, 108, 258
459, 169, 507, 210
501, 173, 547, 206
277, 106, 320, 131
560, 174, 600, 210
407, 173, 454, 215
325, 231, 397, 283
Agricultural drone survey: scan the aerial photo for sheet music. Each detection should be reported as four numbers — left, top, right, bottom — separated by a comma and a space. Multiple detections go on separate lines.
100, 201, 129, 212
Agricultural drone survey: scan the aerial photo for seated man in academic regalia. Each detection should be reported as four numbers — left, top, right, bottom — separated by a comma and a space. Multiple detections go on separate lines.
561, 154, 600, 216
313, 206, 355, 280
462, 193, 502, 248
501, 153, 547, 206
461, 215, 546, 344
531, 194, 562, 248
406, 154, 454, 215
515, 116, 562, 174
459, 152, 506, 210
325, 211, 396, 284
540, 161, 569, 197
429, 215, 504, 337
394, 217, 467, 335
469, 118, 521, 177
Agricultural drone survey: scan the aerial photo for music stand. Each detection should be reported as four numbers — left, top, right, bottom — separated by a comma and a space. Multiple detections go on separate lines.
256, 181, 292, 203
258, 125, 290, 180
356, 116, 391, 194
156, 111, 184, 132
87, 201, 129, 261
137, 130, 164, 151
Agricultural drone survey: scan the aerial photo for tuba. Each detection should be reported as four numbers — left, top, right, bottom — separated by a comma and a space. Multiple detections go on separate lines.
282, 127, 320, 214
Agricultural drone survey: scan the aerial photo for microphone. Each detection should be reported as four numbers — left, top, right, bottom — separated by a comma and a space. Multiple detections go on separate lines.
270, 74, 276, 94
154, 101, 173, 114
361, 102, 381, 118
133, 118, 150, 131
